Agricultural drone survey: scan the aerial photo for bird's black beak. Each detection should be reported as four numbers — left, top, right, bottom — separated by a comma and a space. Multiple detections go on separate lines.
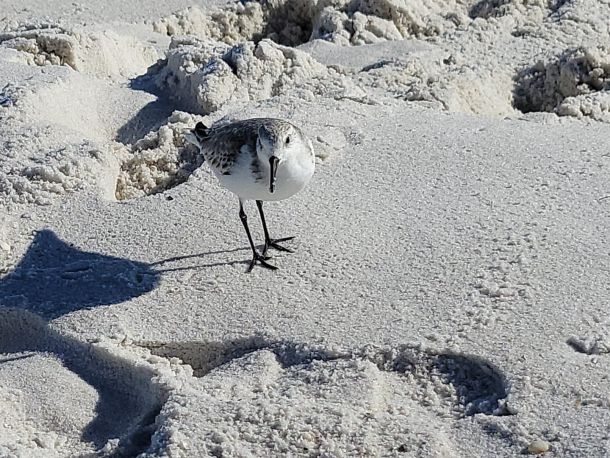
269, 156, 279, 193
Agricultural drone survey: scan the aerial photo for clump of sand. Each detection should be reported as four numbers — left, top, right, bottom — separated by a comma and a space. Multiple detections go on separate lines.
153, 36, 354, 115
515, 46, 610, 122
0, 22, 158, 78
152, 0, 472, 47
153, 2, 269, 44
568, 333, 610, 355
114, 111, 204, 200
0, 138, 119, 206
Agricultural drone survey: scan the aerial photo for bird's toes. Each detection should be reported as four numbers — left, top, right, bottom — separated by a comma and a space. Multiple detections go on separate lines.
270, 242, 294, 253
259, 258, 278, 270
246, 253, 278, 272
274, 236, 295, 243
264, 237, 295, 254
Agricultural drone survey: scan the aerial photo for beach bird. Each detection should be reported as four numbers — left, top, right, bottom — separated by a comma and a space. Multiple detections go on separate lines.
187, 118, 315, 272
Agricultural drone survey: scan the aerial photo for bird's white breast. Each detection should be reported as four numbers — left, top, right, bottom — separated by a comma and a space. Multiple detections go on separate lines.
214, 143, 314, 201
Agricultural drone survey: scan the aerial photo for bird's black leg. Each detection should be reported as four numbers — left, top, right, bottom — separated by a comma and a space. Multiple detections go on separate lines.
239, 200, 277, 272
256, 200, 295, 257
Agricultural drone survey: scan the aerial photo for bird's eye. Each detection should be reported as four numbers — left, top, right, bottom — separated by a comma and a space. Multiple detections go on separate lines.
285, 136, 291, 145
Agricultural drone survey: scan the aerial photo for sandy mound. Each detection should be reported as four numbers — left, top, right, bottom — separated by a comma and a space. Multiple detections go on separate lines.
152, 0, 472, 47
0, 139, 119, 206
0, 62, 160, 207
0, 22, 158, 77
0, 353, 102, 455
152, 36, 354, 115
0, 308, 178, 457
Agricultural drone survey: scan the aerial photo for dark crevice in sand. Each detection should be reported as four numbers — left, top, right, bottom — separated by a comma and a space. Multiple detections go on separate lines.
138, 339, 511, 417
100, 405, 164, 458
513, 48, 610, 115
469, 0, 511, 19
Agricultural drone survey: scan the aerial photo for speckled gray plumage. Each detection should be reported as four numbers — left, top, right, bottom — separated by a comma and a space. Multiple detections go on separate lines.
194, 118, 303, 178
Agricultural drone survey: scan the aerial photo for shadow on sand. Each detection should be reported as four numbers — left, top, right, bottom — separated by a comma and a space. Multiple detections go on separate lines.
0, 308, 164, 455
0, 229, 160, 320
114, 65, 174, 145
0, 229, 250, 454
0, 230, 168, 454
0, 229, 248, 321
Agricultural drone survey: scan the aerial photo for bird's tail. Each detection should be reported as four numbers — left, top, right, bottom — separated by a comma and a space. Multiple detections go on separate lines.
194, 122, 209, 141
184, 121, 210, 148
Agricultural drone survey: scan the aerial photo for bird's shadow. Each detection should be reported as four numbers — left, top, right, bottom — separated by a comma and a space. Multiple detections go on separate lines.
0, 229, 247, 454
152, 247, 250, 272
0, 229, 248, 320
0, 229, 160, 320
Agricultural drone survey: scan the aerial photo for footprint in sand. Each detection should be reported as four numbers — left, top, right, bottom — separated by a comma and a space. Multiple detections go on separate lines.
139, 339, 513, 457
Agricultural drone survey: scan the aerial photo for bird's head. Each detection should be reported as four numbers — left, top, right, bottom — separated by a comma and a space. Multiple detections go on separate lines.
256, 122, 299, 193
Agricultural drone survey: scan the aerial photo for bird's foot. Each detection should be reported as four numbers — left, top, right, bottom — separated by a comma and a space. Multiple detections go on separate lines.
263, 236, 295, 257
246, 251, 278, 273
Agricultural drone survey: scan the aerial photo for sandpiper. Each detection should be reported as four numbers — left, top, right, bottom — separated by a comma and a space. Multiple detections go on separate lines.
187, 118, 315, 272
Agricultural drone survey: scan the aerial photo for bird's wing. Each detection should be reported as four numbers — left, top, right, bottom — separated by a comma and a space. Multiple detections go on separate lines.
199, 121, 260, 176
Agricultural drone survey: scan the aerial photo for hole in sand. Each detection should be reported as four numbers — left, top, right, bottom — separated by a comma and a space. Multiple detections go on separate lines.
137, 338, 510, 455
469, 0, 511, 19
140, 338, 510, 417
513, 47, 610, 122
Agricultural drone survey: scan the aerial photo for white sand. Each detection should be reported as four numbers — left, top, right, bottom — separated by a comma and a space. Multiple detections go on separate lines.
1, 0, 610, 456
